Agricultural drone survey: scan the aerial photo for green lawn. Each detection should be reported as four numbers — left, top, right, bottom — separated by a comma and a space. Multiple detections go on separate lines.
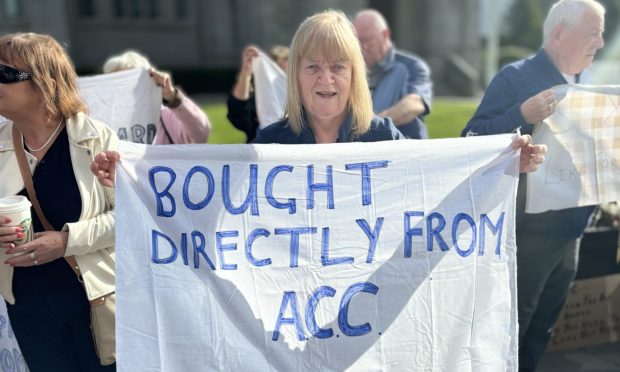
426, 99, 479, 139
204, 97, 479, 144
204, 103, 247, 144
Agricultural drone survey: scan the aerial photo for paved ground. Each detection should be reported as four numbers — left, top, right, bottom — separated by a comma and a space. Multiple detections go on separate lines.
539, 341, 620, 371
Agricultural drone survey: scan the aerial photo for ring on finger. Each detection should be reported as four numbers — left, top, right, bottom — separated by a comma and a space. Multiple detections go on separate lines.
29, 251, 36, 261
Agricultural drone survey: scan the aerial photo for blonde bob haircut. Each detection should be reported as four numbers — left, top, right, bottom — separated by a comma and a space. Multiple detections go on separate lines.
0, 33, 86, 119
285, 10, 374, 136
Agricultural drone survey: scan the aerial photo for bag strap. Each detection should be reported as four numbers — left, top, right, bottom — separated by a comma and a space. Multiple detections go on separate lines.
11, 125, 81, 275
159, 116, 174, 144
11, 125, 54, 231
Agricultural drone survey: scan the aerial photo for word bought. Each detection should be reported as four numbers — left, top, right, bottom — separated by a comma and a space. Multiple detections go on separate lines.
148, 161, 390, 217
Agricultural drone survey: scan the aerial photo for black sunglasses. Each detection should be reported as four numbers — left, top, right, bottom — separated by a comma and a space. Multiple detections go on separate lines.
0, 64, 32, 84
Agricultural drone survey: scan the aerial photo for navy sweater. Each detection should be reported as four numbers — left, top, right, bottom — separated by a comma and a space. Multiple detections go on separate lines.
253, 113, 405, 144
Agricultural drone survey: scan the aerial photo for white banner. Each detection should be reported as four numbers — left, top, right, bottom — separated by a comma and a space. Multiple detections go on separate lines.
116, 135, 520, 371
527, 85, 620, 213
0, 301, 28, 372
78, 68, 162, 144
252, 51, 286, 128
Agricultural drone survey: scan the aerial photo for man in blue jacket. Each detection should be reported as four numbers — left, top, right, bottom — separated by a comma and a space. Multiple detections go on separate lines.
461, 1, 605, 370
354, 9, 432, 139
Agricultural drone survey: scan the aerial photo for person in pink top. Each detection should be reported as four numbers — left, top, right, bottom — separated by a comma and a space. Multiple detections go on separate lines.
103, 50, 211, 144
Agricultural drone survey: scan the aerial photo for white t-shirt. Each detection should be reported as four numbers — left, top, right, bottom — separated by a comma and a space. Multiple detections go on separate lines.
562, 73, 577, 84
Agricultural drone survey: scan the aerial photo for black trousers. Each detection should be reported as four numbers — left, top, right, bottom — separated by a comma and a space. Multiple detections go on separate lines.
516, 234, 579, 372
6, 260, 115, 372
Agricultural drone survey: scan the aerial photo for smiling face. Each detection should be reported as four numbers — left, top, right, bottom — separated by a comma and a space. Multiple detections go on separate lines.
551, 8, 605, 75
298, 55, 351, 130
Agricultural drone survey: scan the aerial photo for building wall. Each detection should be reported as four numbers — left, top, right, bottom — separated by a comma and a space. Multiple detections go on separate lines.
0, 0, 481, 95
368, 0, 480, 95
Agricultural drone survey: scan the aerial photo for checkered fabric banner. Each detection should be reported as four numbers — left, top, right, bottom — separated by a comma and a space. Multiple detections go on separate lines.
527, 85, 620, 213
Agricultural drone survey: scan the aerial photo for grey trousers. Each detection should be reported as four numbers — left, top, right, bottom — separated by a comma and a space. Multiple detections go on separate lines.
516, 232, 580, 371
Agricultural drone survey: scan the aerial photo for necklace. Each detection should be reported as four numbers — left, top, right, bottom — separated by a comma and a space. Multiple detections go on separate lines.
22, 118, 64, 152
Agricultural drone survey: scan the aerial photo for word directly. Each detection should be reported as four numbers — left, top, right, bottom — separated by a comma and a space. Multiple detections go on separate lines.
151, 212, 506, 269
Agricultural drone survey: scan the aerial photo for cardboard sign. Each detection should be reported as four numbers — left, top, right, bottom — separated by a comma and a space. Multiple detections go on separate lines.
548, 273, 620, 352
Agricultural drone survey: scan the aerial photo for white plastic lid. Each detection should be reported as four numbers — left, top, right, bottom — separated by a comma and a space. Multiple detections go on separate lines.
0, 195, 32, 213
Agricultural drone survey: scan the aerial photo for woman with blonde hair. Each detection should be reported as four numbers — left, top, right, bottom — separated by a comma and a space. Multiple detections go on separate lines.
0, 33, 116, 370
91, 11, 545, 193
254, 10, 401, 144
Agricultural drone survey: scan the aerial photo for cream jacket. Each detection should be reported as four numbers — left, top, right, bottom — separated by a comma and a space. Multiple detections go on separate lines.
0, 113, 118, 304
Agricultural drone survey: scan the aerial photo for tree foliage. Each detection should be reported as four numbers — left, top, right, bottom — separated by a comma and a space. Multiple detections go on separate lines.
501, 0, 544, 51
502, 0, 620, 51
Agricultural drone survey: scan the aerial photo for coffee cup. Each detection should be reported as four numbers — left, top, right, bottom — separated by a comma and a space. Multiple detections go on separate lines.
0, 195, 33, 245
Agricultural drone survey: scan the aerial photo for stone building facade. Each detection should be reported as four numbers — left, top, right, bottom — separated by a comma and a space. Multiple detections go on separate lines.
0, 0, 481, 95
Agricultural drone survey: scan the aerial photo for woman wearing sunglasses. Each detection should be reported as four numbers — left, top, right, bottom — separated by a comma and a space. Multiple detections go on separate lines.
0, 33, 117, 371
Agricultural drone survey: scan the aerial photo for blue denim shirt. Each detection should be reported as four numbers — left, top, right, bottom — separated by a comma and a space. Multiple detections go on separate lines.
369, 47, 433, 139
462, 49, 568, 137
